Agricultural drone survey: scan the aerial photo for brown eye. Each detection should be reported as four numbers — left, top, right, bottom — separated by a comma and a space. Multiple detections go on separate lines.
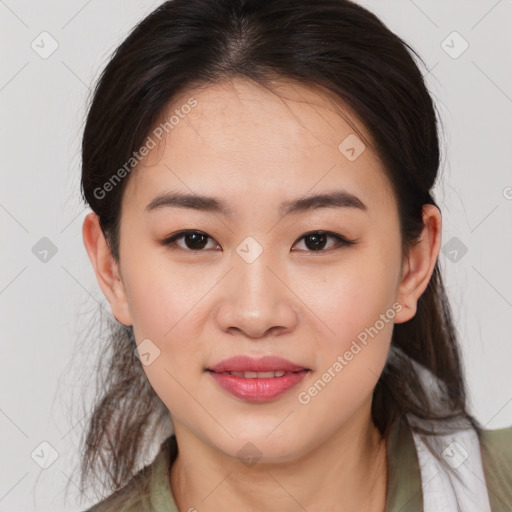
162, 231, 219, 251
162, 230, 357, 253
292, 231, 356, 252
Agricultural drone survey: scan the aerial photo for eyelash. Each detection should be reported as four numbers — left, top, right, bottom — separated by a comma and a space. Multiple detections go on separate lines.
161, 230, 357, 253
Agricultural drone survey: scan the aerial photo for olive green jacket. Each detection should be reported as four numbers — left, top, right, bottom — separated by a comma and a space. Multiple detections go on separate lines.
84, 416, 512, 511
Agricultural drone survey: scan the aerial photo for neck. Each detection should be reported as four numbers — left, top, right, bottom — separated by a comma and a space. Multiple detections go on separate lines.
169, 407, 388, 512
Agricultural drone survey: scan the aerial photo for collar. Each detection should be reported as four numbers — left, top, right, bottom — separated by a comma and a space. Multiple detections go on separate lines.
385, 415, 424, 511
148, 415, 424, 512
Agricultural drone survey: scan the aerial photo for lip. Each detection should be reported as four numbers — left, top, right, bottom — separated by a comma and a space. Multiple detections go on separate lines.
207, 355, 308, 373
206, 355, 310, 402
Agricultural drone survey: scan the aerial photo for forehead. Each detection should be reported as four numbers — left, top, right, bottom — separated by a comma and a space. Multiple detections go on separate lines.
124, 78, 395, 215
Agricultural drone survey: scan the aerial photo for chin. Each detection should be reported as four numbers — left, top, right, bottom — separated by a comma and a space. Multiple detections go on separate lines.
203, 426, 311, 466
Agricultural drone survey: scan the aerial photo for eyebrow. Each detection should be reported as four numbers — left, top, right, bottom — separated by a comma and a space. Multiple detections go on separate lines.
144, 190, 368, 217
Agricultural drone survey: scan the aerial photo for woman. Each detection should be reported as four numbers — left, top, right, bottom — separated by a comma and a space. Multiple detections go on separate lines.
79, 0, 512, 510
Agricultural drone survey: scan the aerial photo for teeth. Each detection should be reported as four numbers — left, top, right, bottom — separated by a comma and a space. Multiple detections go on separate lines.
224, 370, 288, 378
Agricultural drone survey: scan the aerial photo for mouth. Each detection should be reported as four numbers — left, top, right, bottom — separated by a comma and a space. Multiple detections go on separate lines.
206, 356, 311, 402
207, 369, 305, 378
206, 355, 310, 374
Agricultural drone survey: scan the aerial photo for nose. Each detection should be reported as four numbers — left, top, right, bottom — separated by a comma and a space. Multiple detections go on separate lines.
214, 250, 299, 339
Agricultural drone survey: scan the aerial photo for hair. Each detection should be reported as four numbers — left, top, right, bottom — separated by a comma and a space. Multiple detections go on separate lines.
78, 0, 482, 503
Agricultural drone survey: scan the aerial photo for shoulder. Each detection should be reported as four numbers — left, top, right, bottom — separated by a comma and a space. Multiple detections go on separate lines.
480, 424, 512, 452
81, 436, 176, 512
478, 425, 512, 509
81, 464, 153, 512
479, 424, 512, 469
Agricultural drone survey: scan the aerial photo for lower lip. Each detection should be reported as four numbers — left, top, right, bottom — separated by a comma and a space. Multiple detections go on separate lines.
208, 370, 309, 402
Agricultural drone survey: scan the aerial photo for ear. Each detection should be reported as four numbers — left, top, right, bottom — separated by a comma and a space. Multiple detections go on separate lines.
82, 211, 133, 326
394, 204, 442, 324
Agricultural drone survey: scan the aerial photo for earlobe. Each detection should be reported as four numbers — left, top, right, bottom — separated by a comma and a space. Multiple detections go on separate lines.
394, 204, 442, 324
82, 212, 133, 326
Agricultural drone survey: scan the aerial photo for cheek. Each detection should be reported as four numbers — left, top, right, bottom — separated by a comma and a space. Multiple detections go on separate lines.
124, 268, 205, 418
300, 254, 399, 350
137, 354, 201, 429
293, 260, 397, 430
121, 254, 214, 402
294, 243, 401, 409
123, 251, 214, 340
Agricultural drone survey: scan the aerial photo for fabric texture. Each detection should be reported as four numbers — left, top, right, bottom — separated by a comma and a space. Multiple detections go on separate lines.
83, 416, 512, 512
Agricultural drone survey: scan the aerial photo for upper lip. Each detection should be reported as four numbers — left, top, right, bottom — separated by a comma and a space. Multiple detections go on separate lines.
207, 355, 309, 373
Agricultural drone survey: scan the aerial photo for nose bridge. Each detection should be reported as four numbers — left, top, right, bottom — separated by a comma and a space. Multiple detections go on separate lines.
214, 238, 298, 337
233, 233, 281, 296
237, 249, 276, 301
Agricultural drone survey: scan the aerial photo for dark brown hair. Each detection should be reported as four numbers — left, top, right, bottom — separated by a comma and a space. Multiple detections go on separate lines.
78, 0, 481, 502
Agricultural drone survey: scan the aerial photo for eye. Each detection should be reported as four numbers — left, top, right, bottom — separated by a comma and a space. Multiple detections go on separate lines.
161, 230, 357, 253
292, 231, 357, 252
161, 230, 220, 251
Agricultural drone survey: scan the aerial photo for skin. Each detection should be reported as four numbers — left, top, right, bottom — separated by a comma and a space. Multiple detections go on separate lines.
82, 78, 442, 512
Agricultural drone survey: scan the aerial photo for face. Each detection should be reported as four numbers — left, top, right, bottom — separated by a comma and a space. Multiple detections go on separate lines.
107, 78, 409, 461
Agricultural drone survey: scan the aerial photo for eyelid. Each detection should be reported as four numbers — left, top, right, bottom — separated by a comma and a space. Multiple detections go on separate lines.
161, 229, 358, 253
161, 230, 220, 251
291, 230, 357, 252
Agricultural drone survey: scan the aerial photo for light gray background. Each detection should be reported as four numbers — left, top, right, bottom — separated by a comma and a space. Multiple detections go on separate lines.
1, 0, 511, 510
